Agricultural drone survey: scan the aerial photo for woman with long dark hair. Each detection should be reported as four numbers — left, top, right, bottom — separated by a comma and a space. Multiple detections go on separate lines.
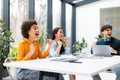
48, 27, 70, 57
45, 27, 72, 80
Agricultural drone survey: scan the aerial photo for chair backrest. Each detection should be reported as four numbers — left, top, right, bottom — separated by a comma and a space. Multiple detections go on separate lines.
4, 58, 17, 80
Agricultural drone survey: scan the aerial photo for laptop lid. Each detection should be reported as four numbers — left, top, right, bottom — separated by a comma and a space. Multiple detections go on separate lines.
92, 45, 112, 57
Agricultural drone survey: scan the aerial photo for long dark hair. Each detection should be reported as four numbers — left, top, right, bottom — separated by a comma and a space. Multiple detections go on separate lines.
51, 27, 65, 54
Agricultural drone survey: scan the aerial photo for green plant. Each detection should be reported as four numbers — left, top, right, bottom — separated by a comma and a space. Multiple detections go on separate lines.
95, 34, 103, 40
72, 38, 87, 53
0, 19, 14, 70
8, 47, 18, 59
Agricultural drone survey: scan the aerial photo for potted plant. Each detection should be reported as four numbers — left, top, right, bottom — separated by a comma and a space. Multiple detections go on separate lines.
95, 34, 103, 40
72, 38, 87, 53
0, 19, 14, 79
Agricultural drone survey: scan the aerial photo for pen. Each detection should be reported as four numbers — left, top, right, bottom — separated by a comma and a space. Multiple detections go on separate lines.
69, 61, 82, 63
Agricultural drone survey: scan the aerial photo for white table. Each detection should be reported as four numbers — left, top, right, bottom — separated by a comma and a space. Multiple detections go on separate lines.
3, 55, 120, 80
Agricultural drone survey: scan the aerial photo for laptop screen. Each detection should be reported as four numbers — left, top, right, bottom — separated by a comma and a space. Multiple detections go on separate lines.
92, 45, 112, 57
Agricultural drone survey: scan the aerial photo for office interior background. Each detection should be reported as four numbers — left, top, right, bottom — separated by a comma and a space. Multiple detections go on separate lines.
0, 0, 120, 54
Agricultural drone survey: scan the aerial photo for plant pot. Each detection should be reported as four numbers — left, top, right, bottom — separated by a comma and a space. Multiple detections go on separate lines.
73, 52, 87, 58
73, 52, 81, 56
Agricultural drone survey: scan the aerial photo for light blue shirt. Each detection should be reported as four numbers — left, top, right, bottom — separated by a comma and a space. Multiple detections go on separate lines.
46, 40, 70, 57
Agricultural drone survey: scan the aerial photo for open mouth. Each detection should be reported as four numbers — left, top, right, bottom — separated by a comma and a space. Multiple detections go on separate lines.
35, 33, 39, 36
108, 34, 111, 36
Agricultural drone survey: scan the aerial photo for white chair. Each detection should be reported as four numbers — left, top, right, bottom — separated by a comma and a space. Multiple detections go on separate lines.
3, 58, 16, 80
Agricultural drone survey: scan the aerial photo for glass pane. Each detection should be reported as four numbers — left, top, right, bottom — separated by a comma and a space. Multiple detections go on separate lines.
35, 0, 47, 51
0, 0, 3, 19
10, 0, 28, 46
52, 0, 61, 29
35, 0, 47, 35
66, 4, 72, 47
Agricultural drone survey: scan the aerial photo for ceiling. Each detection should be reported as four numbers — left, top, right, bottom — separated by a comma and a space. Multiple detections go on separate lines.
61, 0, 100, 7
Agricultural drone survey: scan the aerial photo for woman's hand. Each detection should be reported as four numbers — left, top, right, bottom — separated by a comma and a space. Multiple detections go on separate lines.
55, 40, 62, 54
61, 37, 69, 47
47, 39, 52, 50
57, 40, 62, 47
26, 44, 35, 58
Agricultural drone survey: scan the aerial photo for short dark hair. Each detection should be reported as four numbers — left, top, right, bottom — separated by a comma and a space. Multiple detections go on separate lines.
101, 25, 112, 33
21, 20, 37, 38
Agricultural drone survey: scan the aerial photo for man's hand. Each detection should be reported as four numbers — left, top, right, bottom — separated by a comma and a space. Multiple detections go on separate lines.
110, 47, 117, 54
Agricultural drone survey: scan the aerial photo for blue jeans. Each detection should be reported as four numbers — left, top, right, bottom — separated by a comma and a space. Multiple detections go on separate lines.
92, 64, 120, 80
17, 68, 64, 80
92, 74, 101, 80
17, 68, 39, 80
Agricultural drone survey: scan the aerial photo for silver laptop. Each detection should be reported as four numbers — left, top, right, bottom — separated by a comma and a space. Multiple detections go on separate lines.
92, 45, 112, 57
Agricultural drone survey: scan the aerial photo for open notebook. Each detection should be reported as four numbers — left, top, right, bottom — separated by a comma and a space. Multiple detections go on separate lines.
50, 58, 78, 62
92, 45, 112, 57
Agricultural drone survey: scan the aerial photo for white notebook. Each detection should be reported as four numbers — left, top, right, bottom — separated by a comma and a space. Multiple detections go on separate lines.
92, 45, 112, 57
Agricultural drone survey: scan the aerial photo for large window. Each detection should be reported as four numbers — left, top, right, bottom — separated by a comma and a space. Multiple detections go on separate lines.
0, 0, 3, 19
10, 0, 28, 46
52, 0, 61, 29
35, 0, 47, 51
66, 4, 72, 47
0, 0, 3, 34
35, 0, 47, 36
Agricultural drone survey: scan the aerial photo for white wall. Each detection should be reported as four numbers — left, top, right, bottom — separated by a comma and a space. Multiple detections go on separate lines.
76, 0, 120, 53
